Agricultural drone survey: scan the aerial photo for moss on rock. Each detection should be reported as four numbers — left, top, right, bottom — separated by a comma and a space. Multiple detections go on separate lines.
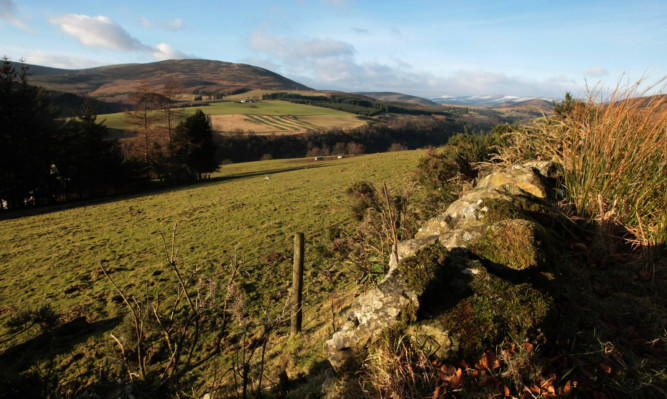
470, 219, 549, 270
398, 244, 452, 296
397, 243, 554, 361
435, 267, 553, 358
480, 197, 550, 224
407, 322, 461, 359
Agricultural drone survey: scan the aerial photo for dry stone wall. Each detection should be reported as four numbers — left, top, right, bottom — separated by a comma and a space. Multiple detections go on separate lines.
324, 161, 562, 371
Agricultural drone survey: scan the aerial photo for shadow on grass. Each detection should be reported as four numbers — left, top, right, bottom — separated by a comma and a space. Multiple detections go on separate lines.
0, 316, 121, 374
270, 360, 333, 398
0, 162, 333, 222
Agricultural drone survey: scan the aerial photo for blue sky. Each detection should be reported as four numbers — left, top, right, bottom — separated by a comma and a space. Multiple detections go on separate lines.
1, 0, 666, 98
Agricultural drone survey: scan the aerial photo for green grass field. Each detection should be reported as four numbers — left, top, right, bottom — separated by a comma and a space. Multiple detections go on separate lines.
99, 100, 365, 134
0, 150, 426, 394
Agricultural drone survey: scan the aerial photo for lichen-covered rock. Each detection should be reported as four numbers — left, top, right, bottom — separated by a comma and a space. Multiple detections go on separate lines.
414, 212, 456, 239
390, 235, 439, 271
476, 164, 550, 198
391, 223, 494, 273
478, 197, 551, 225
398, 244, 453, 296
415, 165, 551, 239
323, 270, 418, 371
325, 161, 563, 372
399, 217, 550, 272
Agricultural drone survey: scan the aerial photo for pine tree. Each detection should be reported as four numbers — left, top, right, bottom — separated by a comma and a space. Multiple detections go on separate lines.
169, 110, 218, 181
0, 58, 60, 208
56, 97, 124, 197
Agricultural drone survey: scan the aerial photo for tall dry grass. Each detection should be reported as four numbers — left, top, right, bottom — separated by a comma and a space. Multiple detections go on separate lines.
500, 78, 667, 247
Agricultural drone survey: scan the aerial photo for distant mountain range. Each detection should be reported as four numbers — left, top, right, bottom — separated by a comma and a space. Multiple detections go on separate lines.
10, 58, 556, 114
432, 94, 555, 107
360, 92, 554, 112
356, 92, 438, 107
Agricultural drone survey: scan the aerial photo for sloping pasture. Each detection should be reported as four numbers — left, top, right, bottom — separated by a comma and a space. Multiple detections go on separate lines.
100, 100, 366, 135
0, 150, 426, 392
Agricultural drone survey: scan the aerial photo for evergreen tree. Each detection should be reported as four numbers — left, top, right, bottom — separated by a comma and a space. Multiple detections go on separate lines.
169, 110, 218, 180
0, 58, 60, 208
553, 92, 583, 118
56, 98, 125, 197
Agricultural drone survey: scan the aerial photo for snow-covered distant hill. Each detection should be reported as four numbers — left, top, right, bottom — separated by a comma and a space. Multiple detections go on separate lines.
433, 95, 554, 106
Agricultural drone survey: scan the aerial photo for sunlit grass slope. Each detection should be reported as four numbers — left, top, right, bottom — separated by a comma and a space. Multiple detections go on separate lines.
0, 150, 425, 342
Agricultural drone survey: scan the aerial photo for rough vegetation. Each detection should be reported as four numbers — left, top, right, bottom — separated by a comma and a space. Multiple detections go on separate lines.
325, 87, 667, 399
325, 160, 562, 396
498, 82, 667, 247
1, 67, 665, 398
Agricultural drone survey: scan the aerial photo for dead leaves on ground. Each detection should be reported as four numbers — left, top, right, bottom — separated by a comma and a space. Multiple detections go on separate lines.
432, 347, 577, 398
432, 350, 510, 398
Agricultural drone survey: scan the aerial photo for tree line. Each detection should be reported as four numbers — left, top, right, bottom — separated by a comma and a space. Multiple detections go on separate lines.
0, 59, 217, 211
216, 115, 478, 163
1, 58, 515, 211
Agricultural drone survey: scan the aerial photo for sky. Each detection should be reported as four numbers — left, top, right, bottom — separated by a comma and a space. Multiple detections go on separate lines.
1, 0, 666, 99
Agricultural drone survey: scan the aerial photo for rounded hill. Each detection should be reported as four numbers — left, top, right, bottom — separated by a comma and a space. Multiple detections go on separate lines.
23, 59, 311, 99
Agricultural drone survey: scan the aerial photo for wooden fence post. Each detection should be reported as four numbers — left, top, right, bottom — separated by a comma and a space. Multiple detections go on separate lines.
291, 232, 304, 336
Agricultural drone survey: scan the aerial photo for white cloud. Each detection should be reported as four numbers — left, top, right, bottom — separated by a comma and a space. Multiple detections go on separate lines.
152, 43, 189, 60
50, 14, 192, 61
140, 16, 184, 31
249, 31, 354, 60
50, 14, 148, 51
0, 0, 28, 30
585, 67, 609, 77
163, 18, 183, 31
438, 70, 580, 98
247, 31, 582, 97
24, 51, 104, 69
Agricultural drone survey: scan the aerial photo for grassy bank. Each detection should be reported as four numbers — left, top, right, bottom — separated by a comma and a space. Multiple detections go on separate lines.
0, 150, 426, 396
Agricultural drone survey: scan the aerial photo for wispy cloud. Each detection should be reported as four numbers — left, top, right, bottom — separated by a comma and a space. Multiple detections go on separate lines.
249, 31, 354, 60
351, 26, 369, 34
585, 67, 609, 77
320, 0, 350, 12
24, 51, 103, 69
0, 0, 29, 31
140, 16, 151, 29
247, 31, 581, 97
163, 18, 184, 31
390, 27, 403, 37
50, 14, 191, 60
51, 14, 147, 51
140, 16, 184, 31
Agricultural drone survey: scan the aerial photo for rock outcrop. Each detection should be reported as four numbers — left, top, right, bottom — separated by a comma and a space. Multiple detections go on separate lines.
322, 269, 417, 371
324, 161, 561, 371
